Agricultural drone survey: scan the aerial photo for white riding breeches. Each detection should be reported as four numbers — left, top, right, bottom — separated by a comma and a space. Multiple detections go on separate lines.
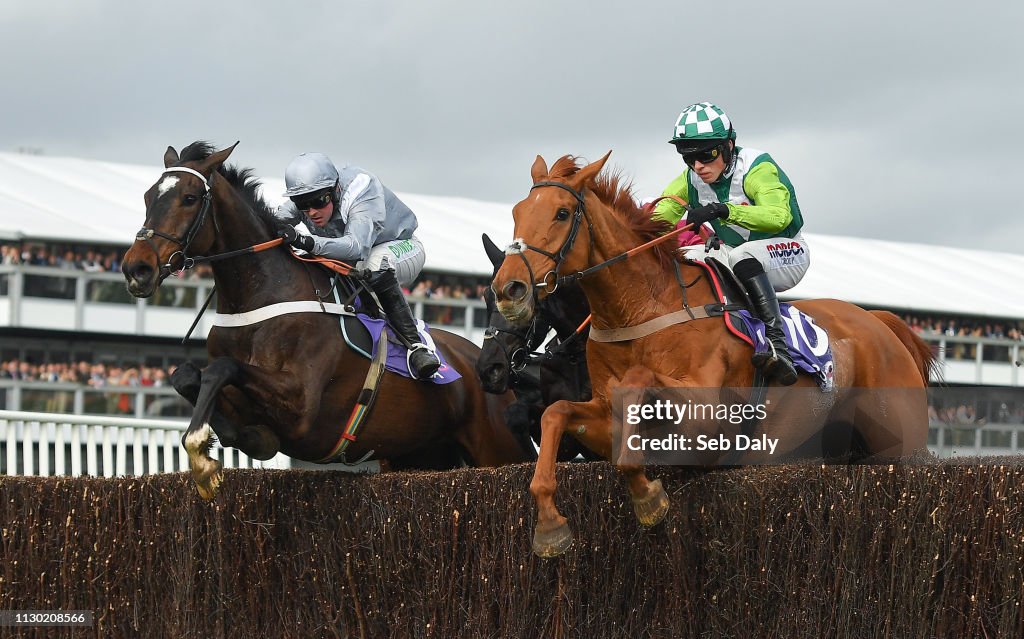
684, 232, 810, 292
359, 236, 426, 288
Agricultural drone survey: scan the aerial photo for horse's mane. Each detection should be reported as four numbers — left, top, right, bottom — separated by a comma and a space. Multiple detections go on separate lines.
179, 141, 278, 234
546, 156, 675, 270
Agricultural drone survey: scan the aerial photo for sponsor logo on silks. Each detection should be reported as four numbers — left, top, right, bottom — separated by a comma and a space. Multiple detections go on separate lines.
766, 242, 805, 259
388, 239, 415, 259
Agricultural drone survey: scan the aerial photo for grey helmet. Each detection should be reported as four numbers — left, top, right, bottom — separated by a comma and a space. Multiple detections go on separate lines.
282, 152, 340, 197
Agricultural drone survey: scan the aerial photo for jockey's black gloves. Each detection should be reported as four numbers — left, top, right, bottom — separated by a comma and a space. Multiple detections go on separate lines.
277, 225, 316, 253
685, 202, 730, 229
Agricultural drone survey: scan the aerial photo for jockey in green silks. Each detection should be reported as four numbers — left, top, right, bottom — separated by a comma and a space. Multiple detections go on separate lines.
652, 102, 809, 386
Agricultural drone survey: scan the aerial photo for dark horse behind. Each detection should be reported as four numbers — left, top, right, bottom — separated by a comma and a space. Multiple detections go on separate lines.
121, 142, 533, 499
476, 234, 597, 461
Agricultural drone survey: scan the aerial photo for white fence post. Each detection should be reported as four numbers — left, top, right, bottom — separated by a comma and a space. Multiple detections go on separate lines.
5, 420, 16, 476
22, 421, 36, 476
147, 429, 159, 475
71, 424, 82, 477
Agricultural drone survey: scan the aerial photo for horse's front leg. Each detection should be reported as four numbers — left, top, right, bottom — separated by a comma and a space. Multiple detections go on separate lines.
611, 366, 672, 527
180, 357, 311, 500
530, 398, 608, 558
171, 361, 241, 445
180, 358, 244, 500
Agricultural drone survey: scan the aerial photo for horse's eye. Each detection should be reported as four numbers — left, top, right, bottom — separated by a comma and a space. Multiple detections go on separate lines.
555, 208, 570, 221
182, 194, 198, 206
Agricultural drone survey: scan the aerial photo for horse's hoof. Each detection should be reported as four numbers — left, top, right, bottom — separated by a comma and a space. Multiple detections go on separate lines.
192, 458, 224, 501
633, 478, 670, 527
532, 521, 574, 558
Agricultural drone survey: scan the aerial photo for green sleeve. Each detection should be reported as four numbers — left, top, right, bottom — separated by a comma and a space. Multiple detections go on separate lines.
651, 170, 690, 226
726, 161, 793, 232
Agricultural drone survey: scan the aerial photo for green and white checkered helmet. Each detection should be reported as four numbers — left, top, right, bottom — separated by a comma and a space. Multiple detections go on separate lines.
668, 102, 736, 153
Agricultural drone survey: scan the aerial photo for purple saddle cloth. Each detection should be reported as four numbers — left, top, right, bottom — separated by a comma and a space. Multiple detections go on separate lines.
735, 303, 835, 391
353, 315, 461, 384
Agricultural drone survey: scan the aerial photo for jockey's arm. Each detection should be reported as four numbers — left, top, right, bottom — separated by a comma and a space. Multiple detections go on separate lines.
729, 162, 793, 233
651, 171, 690, 226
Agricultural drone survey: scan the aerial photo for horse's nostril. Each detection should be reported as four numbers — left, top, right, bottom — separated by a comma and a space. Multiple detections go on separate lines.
503, 280, 528, 302
124, 262, 154, 285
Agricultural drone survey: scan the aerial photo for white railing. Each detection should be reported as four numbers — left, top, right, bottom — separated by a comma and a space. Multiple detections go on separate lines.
4, 408, 1023, 479
0, 410, 291, 477
929, 422, 1024, 458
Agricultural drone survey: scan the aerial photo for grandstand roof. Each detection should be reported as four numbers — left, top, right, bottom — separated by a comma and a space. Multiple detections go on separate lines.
2, 150, 1022, 320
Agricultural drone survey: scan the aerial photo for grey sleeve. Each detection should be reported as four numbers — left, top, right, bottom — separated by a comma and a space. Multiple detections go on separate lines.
310, 175, 386, 262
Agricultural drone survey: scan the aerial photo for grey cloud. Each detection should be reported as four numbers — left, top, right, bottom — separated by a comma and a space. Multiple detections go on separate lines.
1, 0, 1021, 251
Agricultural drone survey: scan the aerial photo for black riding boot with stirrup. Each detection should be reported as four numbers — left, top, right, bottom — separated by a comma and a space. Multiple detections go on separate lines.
369, 269, 442, 380
735, 261, 798, 386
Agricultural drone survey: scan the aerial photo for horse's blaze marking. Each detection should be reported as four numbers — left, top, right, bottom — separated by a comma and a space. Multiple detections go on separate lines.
157, 176, 179, 197
184, 423, 214, 454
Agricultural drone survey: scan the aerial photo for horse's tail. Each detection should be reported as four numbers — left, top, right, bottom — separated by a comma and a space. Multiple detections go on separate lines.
869, 310, 941, 385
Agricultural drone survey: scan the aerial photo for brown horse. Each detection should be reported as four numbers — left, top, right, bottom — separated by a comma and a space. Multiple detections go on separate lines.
492, 152, 935, 557
121, 141, 533, 499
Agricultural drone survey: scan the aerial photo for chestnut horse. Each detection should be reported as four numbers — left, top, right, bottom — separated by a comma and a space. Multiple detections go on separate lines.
492, 152, 935, 557
121, 142, 533, 499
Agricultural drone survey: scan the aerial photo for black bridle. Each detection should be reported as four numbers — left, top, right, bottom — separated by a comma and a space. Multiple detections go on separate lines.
134, 166, 215, 280
505, 181, 593, 298
482, 322, 543, 374
482, 285, 551, 374
133, 166, 282, 282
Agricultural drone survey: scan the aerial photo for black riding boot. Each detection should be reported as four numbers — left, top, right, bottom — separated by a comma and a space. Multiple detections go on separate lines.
737, 266, 798, 386
370, 270, 441, 380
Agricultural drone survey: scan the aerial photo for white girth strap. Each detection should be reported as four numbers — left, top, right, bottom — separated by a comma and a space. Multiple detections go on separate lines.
210, 301, 353, 328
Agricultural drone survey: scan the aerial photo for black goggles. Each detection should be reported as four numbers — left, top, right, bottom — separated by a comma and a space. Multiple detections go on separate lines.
291, 189, 333, 211
679, 145, 723, 167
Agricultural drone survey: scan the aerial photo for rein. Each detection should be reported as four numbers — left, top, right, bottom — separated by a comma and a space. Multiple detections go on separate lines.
506, 187, 730, 343
135, 164, 361, 333
506, 187, 693, 292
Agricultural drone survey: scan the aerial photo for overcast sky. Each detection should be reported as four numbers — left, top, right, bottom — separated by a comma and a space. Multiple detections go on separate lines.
3, 0, 1022, 252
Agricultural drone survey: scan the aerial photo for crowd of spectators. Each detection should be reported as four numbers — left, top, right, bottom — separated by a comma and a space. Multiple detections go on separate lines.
407, 277, 489, 301
930, 401, 1024, 426
901, 314, 1024, 363
902, 313, 1024, 341
2, 242, 126, 273
0, 359, 169, 387
0, 359, 184, 415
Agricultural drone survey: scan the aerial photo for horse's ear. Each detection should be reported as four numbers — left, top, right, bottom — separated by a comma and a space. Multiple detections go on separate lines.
574, 150, 612, 187
163, 146, 179, 168
199, 141, 240, 174
481, 233, 505, 270
530, 155, 548, 183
